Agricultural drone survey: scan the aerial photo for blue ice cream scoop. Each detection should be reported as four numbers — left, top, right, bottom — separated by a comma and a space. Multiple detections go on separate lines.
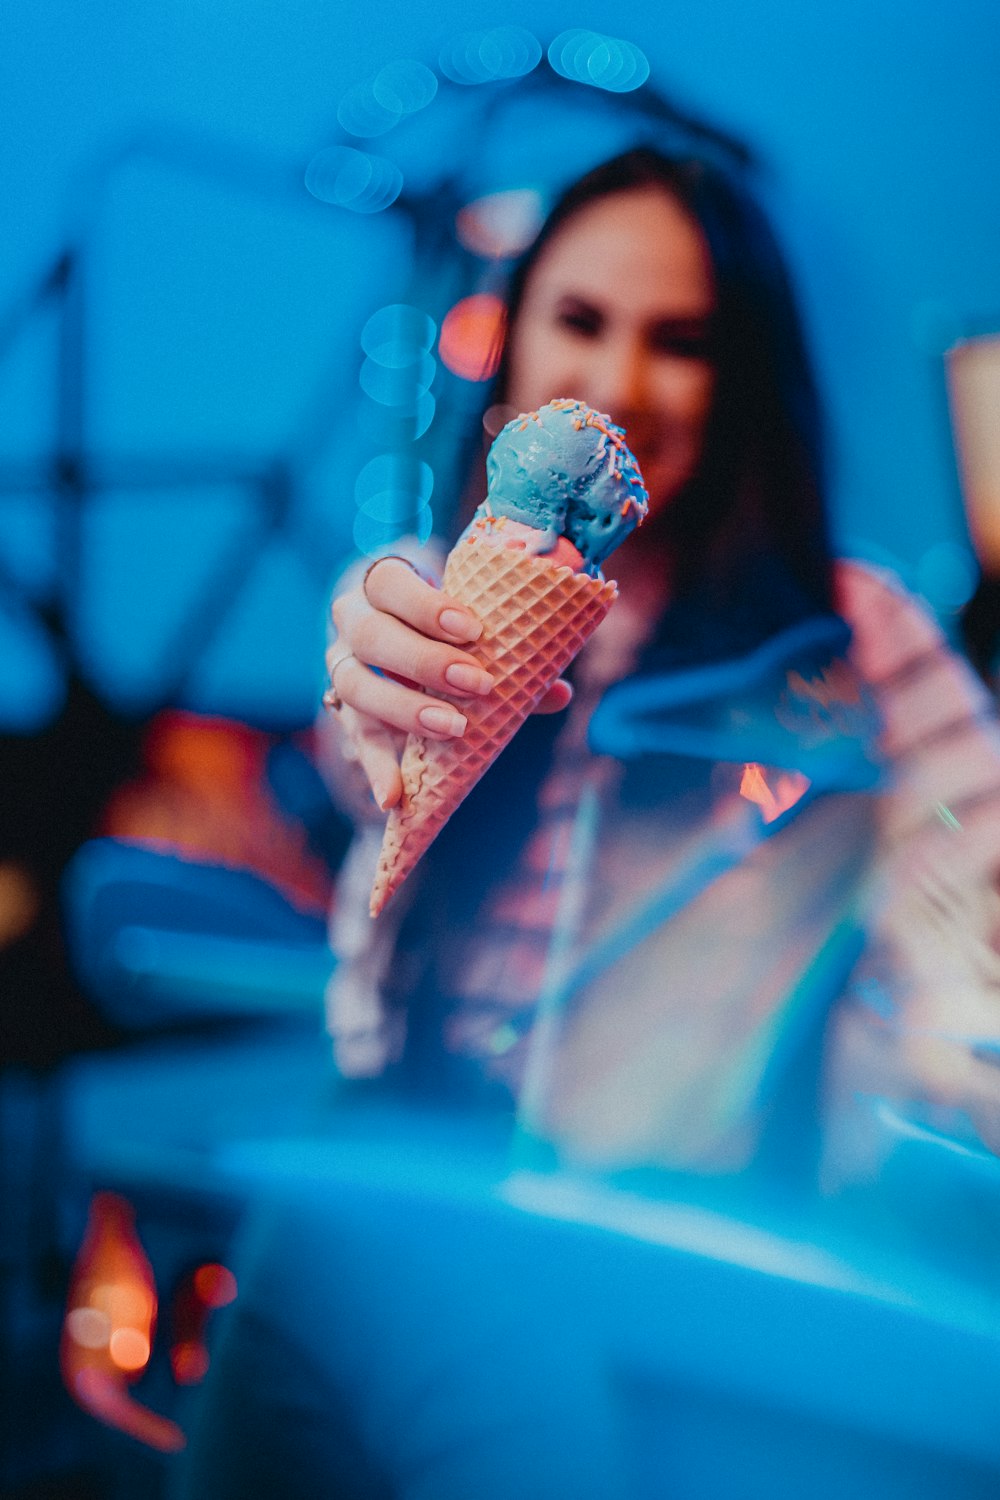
478, 399, 648, 574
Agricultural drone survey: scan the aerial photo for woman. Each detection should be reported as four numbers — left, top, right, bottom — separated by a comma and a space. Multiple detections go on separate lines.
328, 146, 829, 807
174, 121, 1000, 1500
323, 145, 1000, 1164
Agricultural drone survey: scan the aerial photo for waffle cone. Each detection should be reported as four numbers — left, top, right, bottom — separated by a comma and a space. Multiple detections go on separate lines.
369, 540, 616, 916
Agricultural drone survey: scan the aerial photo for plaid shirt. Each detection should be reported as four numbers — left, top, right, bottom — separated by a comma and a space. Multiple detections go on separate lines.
440, 589, 658, 1086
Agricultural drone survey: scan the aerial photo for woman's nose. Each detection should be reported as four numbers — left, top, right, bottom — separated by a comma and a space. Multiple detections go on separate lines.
584, 336, 647, 421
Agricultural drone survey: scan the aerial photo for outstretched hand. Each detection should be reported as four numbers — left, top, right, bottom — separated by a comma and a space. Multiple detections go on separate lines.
325, 555, 572, 811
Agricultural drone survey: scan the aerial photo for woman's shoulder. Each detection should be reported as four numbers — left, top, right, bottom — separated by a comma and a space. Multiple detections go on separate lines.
833, 556, 953, 687
834, 556, 1000, 796
833, 554, 940, 632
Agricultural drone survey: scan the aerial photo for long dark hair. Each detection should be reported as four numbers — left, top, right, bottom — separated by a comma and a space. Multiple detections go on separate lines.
493, 146, 834, 633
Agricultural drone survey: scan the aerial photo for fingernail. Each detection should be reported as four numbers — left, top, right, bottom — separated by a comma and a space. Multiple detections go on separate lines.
439, 608, 482, 642
445, 663, 494, 695
419, 705, 467, 736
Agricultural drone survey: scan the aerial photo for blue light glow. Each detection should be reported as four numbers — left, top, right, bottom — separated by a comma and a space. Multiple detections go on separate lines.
548, 31, 650, 94
372, 59, 438, 117
478, 27, 542, 80
915, 540, 977, 613
353, 449, 434, 552
0, 602, 65, 730
440, 28, 541, 85
304, 146, 403, 214
352, 155, 404, 214
305, 145, 372, 206
359, 352, 436, 409
554, 30, 594, 82
353, 504, 433, 555
354, 453, 434, 521
360, 304, 437, 366
336, 83, 401, 139
408, 389, 436, 439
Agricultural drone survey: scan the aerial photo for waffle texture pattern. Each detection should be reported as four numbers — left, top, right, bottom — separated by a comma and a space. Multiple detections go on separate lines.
370, 540, 615, 916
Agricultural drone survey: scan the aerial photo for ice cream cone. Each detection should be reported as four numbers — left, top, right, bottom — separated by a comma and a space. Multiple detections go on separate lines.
369, 539, 616, 917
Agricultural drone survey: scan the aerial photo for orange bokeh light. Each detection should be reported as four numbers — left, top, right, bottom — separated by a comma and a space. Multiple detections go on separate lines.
739, 763, 810, 823
438, 293, 506, 382
109, 1326, 152, 1373
61, 1192, 186, 1452
90, 1279, 154, 1326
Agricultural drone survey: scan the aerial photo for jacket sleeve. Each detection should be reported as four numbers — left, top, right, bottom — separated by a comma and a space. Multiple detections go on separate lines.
825, 559, 1000, 1176
317, 537, 445, 1077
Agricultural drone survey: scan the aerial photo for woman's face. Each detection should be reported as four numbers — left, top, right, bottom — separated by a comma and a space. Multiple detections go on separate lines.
503, 185, 718, 515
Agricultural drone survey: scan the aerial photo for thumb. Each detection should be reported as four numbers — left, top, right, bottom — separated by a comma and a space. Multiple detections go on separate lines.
534, 679, 573, 715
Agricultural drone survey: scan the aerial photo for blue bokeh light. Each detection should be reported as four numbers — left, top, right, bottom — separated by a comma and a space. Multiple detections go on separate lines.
439, 28, 541, 86
336, 83, 401, 139
359, 351, 436, 407
353, 452, 434, 552
478, 27, 542, 80
355, 452, 433, 521
372, 59, 438, 117
407, 389, 436, 440
305, 145, 373, 204
305, 146, 402, 214
549, 31, 650, 94
360, 304, 437, 366
353, 504, 434, 555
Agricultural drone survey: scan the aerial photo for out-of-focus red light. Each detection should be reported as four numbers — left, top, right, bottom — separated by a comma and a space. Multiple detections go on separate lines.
439, 294, 506, 382
193, 1263, 238, 1308
167, 1262, 238, 1388
171, 1339, 211, 1385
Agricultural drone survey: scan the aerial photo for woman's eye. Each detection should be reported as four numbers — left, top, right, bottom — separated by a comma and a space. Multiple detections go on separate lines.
556, 308, 601, 337
651, 324, 715, 360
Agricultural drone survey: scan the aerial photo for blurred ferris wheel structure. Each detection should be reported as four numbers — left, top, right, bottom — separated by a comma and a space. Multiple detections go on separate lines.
0, 27, 751, 734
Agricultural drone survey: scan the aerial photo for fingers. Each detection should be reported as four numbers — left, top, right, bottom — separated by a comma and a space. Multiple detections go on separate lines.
363, 557, 483, 645
332, 585, 493, 704
346, 708, 405, 812
326, 558, 573, 804
357, 562, 572, 721
535, 679, 574, 715
353, 605, 494, 700
331, 654, 469, 742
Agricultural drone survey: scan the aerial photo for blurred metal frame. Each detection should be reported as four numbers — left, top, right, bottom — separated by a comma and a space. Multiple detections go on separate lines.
0, 46, 753, 731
